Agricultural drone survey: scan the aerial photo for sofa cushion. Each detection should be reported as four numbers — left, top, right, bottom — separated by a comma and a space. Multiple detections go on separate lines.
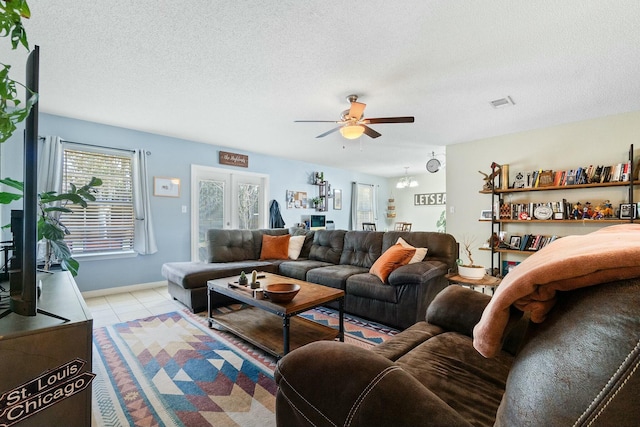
252, 228, 290, 259
383, 231, 457, 268
306, 264, 369, 290
370, 243, 416, 283
339, 231, 384, 268
309, 230, 346, 264
278, 259, 333, 281
206, 229, 255, 262
397, 237, 428, 263
287, 235, 305, 260
290, 228, 315, 258
397, 333, 514, 427
260, 234, 291, 260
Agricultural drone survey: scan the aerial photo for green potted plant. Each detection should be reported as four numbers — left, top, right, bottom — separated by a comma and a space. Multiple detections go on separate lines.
238, 271, 248, 286
457, 236, 485, 280
0, 176, 102, 275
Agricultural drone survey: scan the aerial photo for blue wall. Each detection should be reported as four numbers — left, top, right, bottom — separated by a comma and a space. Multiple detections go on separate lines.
1, 114, 389, 292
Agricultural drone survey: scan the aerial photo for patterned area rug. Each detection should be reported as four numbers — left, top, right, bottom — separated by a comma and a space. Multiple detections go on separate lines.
92, 307, 397, 427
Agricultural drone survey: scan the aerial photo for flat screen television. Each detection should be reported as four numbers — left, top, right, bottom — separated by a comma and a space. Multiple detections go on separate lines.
7, 45, 39, 317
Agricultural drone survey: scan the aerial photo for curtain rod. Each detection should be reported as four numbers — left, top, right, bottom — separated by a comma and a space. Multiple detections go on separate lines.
38, 136, 151, 155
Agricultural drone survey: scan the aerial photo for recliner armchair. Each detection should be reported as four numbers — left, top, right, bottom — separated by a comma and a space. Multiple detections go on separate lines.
275, 279, 640, 426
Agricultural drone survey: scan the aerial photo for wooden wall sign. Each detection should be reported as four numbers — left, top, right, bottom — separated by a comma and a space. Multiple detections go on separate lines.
219, 151, 248, 168
414, 192, 446, 206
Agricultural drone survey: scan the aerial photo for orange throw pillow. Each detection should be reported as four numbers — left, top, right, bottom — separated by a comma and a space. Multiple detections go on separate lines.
370, 243, 416, 283
260, 234, 291, 260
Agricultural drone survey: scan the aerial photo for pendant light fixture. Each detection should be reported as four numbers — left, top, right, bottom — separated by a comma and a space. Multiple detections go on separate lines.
396, 167, 418, 189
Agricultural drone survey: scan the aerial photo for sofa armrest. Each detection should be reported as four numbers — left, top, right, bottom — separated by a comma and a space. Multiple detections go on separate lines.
426, 285, 491, 336
427, 286, 527, 355
388, 260, 448, 286
275, 341, 471, 427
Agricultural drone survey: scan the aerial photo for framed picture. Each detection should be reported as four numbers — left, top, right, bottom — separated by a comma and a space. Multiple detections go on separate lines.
333, 189, 342, 210
479, 209, 493, 220
509, 235, 522, 250
154, 177, 180, 197
619, 203, 636, 219
286, 190, 308, 209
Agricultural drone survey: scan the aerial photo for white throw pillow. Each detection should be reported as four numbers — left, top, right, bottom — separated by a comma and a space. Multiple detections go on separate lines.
396, 237, 428, 263
288, 235, 306, 260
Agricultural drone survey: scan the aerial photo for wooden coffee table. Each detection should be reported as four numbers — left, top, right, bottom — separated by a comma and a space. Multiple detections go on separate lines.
207, 272, 344, 358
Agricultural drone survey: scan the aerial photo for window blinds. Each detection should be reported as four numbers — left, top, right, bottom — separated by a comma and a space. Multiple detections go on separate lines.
59, 148, 135, 254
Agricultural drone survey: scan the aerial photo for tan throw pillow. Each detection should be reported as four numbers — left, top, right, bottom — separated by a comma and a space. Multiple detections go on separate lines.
288, 235, 306, 260
370, 243, 416, 283
260, 234, 291, 260
397, 237, 428, 263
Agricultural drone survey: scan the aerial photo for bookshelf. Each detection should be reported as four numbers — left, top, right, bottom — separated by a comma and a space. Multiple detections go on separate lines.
483, 144, 636, 274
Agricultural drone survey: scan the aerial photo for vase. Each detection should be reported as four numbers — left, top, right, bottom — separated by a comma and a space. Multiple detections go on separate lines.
458, 265, 485, 280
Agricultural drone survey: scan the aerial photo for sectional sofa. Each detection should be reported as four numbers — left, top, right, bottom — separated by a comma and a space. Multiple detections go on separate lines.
161, 228, 458, 330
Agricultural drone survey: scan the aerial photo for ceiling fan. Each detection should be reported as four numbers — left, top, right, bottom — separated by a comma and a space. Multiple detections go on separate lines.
295, 94, 414, 140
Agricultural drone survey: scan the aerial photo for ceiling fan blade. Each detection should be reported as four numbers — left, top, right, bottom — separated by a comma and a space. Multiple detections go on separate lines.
362, 125, 381, 139
316, 126, 342, 138
348, 101, 366, 120
364, 116, 415, 124
294, 120, 339, 123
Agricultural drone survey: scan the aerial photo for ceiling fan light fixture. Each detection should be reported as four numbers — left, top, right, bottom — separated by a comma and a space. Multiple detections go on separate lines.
339, 124, 365, 140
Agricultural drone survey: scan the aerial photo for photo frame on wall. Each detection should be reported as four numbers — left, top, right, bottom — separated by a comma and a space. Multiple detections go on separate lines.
333, 189, 342, 210
286, 190, 308, 209
154, 177, 180, 197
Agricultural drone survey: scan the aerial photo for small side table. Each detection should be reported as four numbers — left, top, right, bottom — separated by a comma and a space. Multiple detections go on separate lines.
445, 273, 501, 294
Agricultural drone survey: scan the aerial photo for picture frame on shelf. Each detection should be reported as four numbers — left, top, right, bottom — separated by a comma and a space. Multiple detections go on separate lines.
509, 235, 522, 250
619, 203, 636, 219
502, 260, 521, 276
333, 189, 342, 210
480, 209, 493, 220
154, 177, 180, 197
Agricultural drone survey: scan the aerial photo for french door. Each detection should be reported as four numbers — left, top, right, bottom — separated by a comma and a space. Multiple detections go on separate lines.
191, 165, 269, 261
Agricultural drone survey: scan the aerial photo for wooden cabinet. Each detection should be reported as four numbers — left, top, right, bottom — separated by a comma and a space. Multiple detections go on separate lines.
0, 271, 93, 427
483, 144, 636, 273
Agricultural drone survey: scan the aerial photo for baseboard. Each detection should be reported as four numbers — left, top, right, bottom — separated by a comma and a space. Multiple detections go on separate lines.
81, 281, 166, 299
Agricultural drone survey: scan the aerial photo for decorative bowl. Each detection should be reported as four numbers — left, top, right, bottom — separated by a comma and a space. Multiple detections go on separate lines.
264, 283, 301, 303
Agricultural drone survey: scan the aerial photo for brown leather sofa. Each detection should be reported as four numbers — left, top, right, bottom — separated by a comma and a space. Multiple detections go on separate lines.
274, 279, 640, 426
161, 228, 458, 329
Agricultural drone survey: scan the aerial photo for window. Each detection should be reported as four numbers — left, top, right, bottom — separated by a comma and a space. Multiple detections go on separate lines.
59, 145, 135, 256
354, 183, 376, 230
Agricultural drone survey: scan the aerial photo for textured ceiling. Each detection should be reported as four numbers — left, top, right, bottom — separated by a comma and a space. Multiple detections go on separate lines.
3, 1, 640, 177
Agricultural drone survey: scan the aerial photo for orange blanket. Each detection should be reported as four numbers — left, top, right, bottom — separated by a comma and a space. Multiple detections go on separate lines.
473, 224, 640, 358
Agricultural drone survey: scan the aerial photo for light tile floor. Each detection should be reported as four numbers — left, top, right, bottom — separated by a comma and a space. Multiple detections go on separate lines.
84, 286, 184, 328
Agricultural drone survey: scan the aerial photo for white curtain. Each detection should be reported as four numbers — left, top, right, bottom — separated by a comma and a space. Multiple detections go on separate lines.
37, 136, 63, 193
350, 182, 358, 230
132, 149, 158, 254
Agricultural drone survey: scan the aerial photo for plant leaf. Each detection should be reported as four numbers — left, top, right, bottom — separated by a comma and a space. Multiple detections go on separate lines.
0, 192, 22, 204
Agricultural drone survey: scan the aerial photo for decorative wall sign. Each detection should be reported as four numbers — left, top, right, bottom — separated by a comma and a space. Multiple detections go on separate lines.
414, 192, 446, 206
0, 358, 94, 426
286, 190, 308, 209
333, 189, 342, 210
154, 177, 180, 197
219, 151, 248, 168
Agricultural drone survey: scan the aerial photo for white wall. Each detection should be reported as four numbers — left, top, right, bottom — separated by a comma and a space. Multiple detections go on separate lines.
446, 110, 640, 268
384, 169, 447, 232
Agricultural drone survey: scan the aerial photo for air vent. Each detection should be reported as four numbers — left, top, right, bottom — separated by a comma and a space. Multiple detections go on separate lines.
490, 96, 515, 109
